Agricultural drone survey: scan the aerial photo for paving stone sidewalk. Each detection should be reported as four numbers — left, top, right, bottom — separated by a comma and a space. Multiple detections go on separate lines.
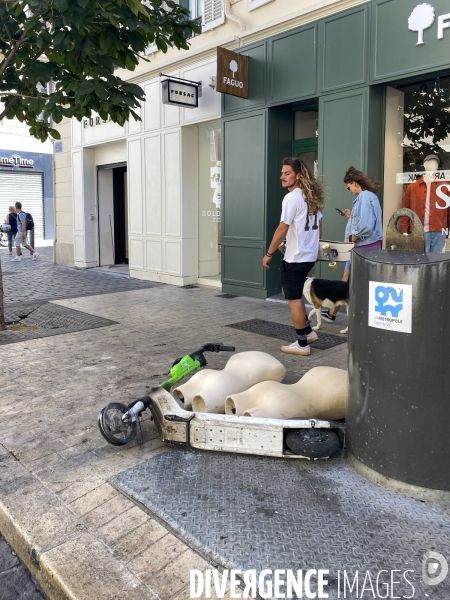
0, 271, 350, 599
1, 246, 161, 306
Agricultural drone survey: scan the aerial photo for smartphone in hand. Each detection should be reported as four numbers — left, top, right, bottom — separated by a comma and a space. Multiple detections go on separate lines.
335, 208, 345, 216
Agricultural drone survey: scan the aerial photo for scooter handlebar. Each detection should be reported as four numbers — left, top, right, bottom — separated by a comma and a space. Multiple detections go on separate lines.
218, 345, 235, 352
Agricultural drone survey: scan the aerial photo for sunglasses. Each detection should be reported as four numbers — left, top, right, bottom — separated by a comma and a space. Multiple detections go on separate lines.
346, 185, 351, 191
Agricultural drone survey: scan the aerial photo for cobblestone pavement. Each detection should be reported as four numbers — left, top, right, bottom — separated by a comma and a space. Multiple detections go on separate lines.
1, 246, 161, 306
0, 276, 350, 599
0, 535, 48, 600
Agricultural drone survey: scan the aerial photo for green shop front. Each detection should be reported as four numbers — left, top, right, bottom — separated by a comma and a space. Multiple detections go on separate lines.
221, 0, 450, 298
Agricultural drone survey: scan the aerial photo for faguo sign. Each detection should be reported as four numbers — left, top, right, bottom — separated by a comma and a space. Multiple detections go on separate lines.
408, 3, 450, 44
216, 47, 249, 99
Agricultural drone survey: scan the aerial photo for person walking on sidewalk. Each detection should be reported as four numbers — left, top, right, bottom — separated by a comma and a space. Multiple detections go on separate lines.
263, 157, 325, 356
4, 206, 18, 256
11, 202, 39, 262
322, 166, 382, 323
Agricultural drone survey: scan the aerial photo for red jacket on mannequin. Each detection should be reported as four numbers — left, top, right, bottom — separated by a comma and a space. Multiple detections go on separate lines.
401, 177, 450, 233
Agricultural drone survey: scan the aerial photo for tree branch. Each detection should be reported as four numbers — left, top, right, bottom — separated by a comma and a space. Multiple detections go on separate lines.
0, 29, 29, 80
0, 95, 20, 121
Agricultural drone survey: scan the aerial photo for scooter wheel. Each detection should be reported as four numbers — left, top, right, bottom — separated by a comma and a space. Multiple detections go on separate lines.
285, 428, 340, 458
98, 402, 137, 446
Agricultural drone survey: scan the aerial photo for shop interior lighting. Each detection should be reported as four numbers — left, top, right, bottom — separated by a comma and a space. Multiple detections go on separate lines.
419, 83, 428, 95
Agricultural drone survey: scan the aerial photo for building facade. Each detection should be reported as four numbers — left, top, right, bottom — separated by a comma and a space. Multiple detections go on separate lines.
56, 0, 450, 296
0, 113, 53, 241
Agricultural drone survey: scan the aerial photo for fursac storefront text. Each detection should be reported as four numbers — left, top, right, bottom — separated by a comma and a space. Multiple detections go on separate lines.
220, 0, 450, 298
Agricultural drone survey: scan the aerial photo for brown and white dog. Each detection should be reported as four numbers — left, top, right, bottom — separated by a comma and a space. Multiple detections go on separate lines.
303, 278, 349, 334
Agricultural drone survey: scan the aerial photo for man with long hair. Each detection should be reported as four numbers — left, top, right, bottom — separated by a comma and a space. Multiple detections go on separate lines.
263, 158, 325, 356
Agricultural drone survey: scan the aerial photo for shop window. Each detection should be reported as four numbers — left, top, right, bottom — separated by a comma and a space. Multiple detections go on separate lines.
293, 110, 318, 178
198, 121, 221, 282
384, 79, 450, 249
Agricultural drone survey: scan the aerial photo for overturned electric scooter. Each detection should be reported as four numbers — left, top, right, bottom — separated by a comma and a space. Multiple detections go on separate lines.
98, 344, 345, 460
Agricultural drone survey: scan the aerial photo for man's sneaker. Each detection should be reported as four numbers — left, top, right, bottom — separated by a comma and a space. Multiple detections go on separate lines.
10, 256, 21, 261
307, 331, 318, 344
281, 341, 310, 356
32, 252, 40, 260
321, 309, 336, 322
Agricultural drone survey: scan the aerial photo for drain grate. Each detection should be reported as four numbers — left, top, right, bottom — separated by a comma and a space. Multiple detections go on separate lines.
227, 318, 346, 350
0, 302, 117, 346
216, 293, 238, 299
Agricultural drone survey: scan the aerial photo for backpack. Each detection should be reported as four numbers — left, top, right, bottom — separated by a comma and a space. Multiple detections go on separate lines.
25, 212, 34, 231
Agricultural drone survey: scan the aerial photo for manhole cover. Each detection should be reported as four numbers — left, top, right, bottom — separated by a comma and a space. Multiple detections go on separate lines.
227, 319, 346, 350
0, 302, 117, 346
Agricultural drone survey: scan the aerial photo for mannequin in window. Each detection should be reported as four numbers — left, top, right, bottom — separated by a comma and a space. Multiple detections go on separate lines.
401, 154, 450, 252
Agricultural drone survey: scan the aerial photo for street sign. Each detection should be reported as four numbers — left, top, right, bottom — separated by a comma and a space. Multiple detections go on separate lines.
161, 77, 199, 108
216, 47, 249, 99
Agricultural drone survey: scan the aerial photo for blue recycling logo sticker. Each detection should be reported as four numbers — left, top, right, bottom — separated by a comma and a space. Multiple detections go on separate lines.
369, 282, 412, 333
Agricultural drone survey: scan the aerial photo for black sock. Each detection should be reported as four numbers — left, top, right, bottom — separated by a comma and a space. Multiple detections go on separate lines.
296, 327, 308, 347
304, 318, 312, 335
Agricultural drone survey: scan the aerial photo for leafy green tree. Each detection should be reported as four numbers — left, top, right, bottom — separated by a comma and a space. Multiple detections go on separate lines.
0, 0, 199, 141
404, 85, 450, 153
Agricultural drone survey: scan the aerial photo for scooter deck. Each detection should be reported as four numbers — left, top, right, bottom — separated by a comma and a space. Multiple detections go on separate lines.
317, 239, 354, 262
149, 386, 339, 459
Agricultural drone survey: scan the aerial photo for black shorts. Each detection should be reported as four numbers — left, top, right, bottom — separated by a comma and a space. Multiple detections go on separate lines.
280, 261, 315, 300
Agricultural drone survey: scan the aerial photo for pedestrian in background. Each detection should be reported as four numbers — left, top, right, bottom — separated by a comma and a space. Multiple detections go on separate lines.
11, 201, 39, 262
323, 166, 382, 323
4, 206, 18, 256
263, 157, 325, 356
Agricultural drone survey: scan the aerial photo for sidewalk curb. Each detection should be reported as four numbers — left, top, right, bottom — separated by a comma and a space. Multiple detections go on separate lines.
0, 448, 160, 600
0, 484, 73, 600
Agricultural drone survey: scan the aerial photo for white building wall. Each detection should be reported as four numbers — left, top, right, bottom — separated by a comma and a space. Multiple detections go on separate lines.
127, 58, 219, 285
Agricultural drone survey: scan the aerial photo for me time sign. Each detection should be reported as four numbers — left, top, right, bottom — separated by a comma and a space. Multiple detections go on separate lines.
216, 47, 249, 99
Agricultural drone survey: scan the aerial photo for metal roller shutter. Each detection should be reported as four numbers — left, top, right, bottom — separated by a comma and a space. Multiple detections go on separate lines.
0, 171, 44, 239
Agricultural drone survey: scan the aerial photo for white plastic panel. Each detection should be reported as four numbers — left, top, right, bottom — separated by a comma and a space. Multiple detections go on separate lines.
143, 79, 161, 131
127, 139, 143, 235
146, 239, 162, 271
129, 237, 144, 269
164, 239, 181, 274
72, 150, 84, 232
163, 130, 181, 237
181, 60, 221, 124
72, 118, 82, 148
144, 134, 162, 236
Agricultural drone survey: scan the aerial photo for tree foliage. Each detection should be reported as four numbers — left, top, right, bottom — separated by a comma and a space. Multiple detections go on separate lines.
404, 85, 450, 152
0, 0, 200, 141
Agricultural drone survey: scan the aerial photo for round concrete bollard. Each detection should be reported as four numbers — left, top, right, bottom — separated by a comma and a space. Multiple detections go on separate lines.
347, 248, 450, 491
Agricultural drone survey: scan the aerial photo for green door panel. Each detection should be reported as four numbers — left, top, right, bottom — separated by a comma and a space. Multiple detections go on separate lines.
268, 25, 317, 104
319, 88, 367, 279
372, 0, 450, 82
222, 113, 266, 240
321, 5, 369, 92
222, 244, 265, 287
223, 42, 267, 114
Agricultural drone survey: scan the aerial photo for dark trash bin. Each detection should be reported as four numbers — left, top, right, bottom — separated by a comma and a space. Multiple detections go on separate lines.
347, 248, 450, 491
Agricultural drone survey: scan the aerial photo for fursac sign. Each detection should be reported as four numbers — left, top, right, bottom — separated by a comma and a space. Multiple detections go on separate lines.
216, 47, 249, 99
408, 3, 450, 45
0, 154, 34, 168
161, 78, 199, 108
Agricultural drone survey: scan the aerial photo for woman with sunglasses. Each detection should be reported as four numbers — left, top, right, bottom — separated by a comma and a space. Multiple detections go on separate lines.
322, 166, 383, 323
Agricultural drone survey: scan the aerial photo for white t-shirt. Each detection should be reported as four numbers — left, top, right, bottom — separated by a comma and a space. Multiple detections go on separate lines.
280, 187, 322, 263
